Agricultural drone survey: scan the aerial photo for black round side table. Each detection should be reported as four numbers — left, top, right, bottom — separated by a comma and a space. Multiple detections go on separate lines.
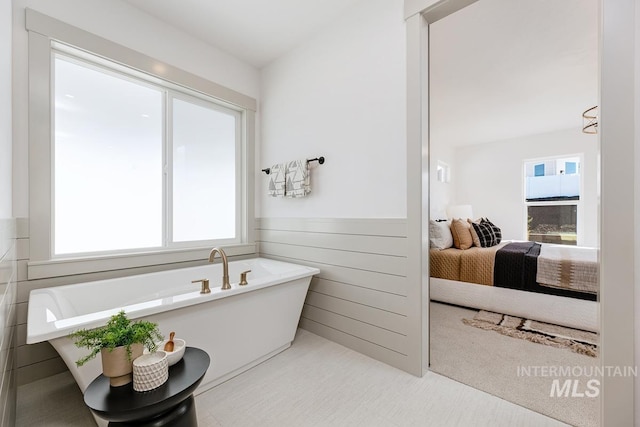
84, 347, 210, 427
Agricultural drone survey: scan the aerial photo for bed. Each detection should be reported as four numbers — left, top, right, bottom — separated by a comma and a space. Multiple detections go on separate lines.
430, 241, 600, 332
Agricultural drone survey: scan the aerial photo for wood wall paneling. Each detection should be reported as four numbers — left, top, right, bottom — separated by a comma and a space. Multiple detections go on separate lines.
257, 218, 413, 373
18, 217, 412, 382
0, 219, 16, 425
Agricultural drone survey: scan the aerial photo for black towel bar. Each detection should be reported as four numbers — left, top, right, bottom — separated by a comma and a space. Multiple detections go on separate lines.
262, 156, 325, 175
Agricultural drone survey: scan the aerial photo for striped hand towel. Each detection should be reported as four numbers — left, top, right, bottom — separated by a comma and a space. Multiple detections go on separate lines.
267, 163, 286, 197
285, 159, 311, 198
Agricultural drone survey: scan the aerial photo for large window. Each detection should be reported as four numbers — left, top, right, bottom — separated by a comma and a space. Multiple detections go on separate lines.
171, 97, 238, 243
28, 11, 256, 278
524, 156, 581, 245
53, 53, 241, 256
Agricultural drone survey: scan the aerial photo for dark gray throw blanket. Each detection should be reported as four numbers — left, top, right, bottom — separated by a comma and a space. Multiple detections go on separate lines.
494, 241, 539, 290
494, 242, 596, 301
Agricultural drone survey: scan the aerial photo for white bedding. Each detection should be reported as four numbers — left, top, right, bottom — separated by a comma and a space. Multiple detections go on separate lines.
536, 244, 598, 294
430, 278, 600, 333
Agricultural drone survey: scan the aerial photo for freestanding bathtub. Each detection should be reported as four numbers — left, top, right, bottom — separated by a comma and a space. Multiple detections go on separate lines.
27, 257, 319, 425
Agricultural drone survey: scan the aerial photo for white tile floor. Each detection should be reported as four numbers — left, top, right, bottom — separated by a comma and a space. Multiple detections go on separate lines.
17, 329, 568, 427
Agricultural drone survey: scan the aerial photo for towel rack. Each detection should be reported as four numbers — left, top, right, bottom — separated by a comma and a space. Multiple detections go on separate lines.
262, 156, 325, 175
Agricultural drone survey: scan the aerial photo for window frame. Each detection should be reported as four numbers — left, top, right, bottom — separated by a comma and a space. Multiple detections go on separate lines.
523, 154, 584, 245
166, 91, 243, 249
26, 9, 257, 279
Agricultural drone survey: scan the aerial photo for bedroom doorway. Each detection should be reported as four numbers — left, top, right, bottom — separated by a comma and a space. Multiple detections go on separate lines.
424, 0, 600, 425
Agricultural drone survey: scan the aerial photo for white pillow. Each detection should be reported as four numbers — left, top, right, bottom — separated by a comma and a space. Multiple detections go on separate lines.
429, 220, 453, 250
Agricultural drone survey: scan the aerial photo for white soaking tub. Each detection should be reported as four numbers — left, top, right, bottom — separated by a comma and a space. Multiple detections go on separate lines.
27, 257, 319, 421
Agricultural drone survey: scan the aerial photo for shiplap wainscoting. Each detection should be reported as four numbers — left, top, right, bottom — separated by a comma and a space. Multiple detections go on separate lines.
257, 218, 414, 372
14, 218, 67, 385
0, 219, 17, 426
19, 217, 414, 381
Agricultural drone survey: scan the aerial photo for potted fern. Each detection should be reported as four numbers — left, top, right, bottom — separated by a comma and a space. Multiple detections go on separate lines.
71, 311, 163, 387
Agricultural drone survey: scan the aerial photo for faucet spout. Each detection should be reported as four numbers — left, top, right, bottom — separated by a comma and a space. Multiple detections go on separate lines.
208, 247, 231, 290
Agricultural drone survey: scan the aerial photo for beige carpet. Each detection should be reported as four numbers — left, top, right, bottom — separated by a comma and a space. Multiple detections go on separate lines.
463, 309, 598, 357
430, 301, 600, 427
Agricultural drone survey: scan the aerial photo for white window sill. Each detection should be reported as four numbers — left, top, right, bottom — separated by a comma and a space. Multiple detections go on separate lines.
27, 243, 257, 280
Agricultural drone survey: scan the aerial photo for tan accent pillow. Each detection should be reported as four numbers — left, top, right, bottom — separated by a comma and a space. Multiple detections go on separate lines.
467, 218, 482, 247
450, 219, 473, 250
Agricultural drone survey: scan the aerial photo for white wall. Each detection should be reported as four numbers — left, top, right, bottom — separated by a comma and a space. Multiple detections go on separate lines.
1, 0, 11, 219
429, 142, 454, 219
0, 2, 15, 424
453, 128, 598, 247
259, 0, 406, 218
12, 0, 261, 218
634, 0, 640, 422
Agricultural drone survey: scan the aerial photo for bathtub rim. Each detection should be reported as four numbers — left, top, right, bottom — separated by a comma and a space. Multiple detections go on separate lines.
27, 257, 319, 344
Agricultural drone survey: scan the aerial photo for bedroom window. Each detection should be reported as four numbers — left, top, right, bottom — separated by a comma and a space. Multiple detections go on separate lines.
524, 156, 581, 245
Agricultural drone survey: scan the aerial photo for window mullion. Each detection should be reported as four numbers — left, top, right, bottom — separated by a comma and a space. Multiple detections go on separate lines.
164, 91, 172, 247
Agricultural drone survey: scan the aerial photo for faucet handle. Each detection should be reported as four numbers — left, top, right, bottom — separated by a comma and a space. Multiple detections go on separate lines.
239, 270, 252, 286
192, 279, 211, 294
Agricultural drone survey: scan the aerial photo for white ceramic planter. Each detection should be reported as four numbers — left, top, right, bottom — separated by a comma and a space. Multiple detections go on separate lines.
100, 343, 144, 387
132, 351, 169, 392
